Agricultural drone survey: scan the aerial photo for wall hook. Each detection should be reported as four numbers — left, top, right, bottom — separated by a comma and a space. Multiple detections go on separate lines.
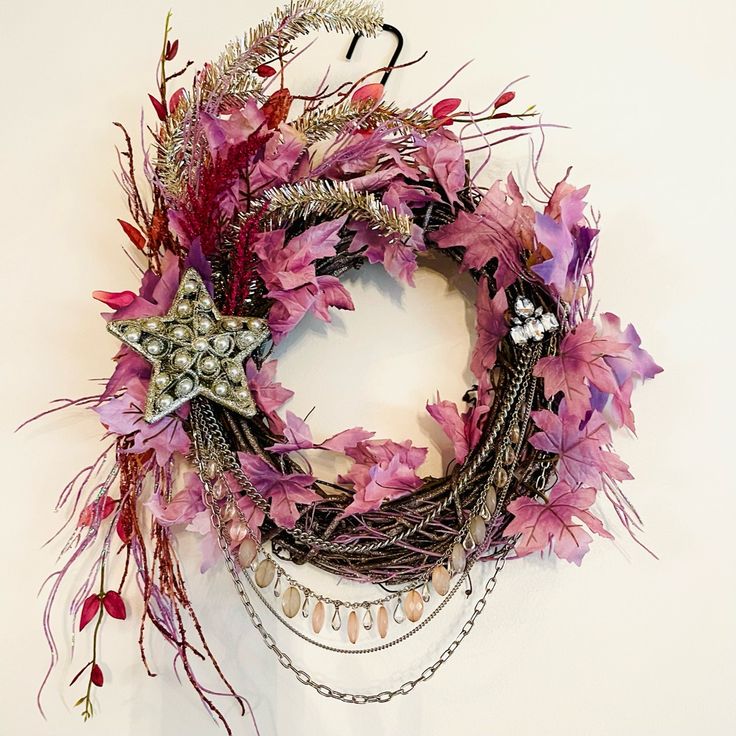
346, 24, 404, 86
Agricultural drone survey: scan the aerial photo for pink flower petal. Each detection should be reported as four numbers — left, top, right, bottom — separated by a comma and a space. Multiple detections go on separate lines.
102, 591, 126, 620
90, 664, 104, 687
352, 83, 384, 104
79, 595, 101, 631
432, 97, 461, 118
494, 91, 516, 108
92, 290, 136, 310
148, 93, 167, 121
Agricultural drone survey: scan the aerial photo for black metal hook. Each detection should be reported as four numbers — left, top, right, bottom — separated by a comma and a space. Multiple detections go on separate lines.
346, 23, 404, 86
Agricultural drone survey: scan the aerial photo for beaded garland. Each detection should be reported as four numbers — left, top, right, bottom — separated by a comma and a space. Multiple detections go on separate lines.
36, 1, 661, 731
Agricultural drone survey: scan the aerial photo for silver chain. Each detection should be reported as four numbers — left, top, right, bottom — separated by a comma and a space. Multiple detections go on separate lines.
192, 406, 516, 703
194, 345, 537, 556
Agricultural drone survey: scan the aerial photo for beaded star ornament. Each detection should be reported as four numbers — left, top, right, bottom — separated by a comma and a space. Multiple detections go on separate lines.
36, 1, 661, 730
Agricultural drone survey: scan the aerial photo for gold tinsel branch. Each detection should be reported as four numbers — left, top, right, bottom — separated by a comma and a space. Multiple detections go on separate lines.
157, 1, 383, 197
253, 179, 412, 237
293, 100, 436, 144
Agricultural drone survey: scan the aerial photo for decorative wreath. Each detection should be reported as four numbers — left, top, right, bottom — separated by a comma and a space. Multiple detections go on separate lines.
35, 1, 661, 731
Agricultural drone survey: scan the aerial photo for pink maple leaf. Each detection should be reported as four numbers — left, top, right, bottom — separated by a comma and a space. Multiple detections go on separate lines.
245, 359, 294, 434
505, 482, 613, 565
340, 439, 428, 516
237, 452, 320, 528
254, 217, 347, 292
146, 472, 205, 527
432, 176, 531, 288
267, 275, 354, 342
414, 128, 466, 204
529, 407, 631, 489
426, 394, 489, 465
100, 250, 181, 323
94, 377, 190, 466
347, 180, 433, 285
533, 319, 628, 419
471, 278, 508, 379
268, 410, 374, 454
342, 454, 424, 516
185, 489, 265, 573
101, 346, 150, 400
344, 438, 427, 470
598, 312, 663, 386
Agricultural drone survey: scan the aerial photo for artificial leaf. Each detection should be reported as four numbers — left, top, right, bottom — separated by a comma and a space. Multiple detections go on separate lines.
598, 312, 663, 385
238, 452, 320, 528
432, 178, 530, 287
426, 397, 466, 465
340, 439, 428, 516
95, 377, 190, 466
117, 219, 146, 250
146, 473, 204, 527
470, 278, 508, 379
494, 90, 516, 108
432, 97, 461, 119
102, 591, 126, 620
245, 359, 293, 433
352, 83, 384, 104
267, 277, 354, 342
414, 128, 466, 204
531, 185, 597, 296
529, 407, 631, 489
77, 496, 116, 527
90, 664, 104, 687
268, 411, 374, 454
254, 217, 347, 291
505, 482, 613, 565
426, 394, 489, 466
92, 290, 136, 309
532, 319, 628, 419
79, 595, 100, 631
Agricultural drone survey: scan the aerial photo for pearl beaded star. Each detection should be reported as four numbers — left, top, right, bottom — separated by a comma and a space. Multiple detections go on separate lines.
107, 268, 269, 423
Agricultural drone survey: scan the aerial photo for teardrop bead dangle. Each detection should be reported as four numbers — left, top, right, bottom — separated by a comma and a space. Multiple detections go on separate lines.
272, 573, 282, 598
402, 590, 424, 623
347, 610, 359, 644
421, 581, 431, 603
432, 564, 450, 596
485, 486, 498, 515
450, 542, 467, 573
479, 501, 492, 521
503, 445, 516, 466
282, 587, 301, 618
331, 605, 342, 631
312, 600, 325, 634
463, 532, 476, 552
469, 515, 486, 545
255, 559, 275, 588
377, 605, 389, 638
301, 595, 311, 618
393, 598, 406, 624
362, 606, 373, 630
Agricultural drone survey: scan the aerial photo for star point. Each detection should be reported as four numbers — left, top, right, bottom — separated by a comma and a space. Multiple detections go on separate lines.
107, 269, 269, 423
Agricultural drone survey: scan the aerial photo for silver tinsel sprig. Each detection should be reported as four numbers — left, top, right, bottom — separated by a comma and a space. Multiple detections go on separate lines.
293, 100, 435, 144
254, 179, 413, 237
158, 0, 384, 197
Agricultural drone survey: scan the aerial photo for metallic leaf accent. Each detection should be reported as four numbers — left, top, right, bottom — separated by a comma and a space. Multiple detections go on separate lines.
253, 179, 413, 238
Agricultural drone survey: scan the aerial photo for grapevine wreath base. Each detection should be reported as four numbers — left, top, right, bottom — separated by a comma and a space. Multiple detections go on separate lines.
35, 1, 661, 731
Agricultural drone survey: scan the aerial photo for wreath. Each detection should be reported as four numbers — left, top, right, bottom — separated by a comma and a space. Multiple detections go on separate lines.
34, 1, 661, 731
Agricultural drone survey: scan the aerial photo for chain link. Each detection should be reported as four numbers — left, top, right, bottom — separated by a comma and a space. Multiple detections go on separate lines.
194, 345, 538, 557
192, 405, 515, 703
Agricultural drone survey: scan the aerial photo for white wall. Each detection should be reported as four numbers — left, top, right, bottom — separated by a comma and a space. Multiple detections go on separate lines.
1, 1, 734, 734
